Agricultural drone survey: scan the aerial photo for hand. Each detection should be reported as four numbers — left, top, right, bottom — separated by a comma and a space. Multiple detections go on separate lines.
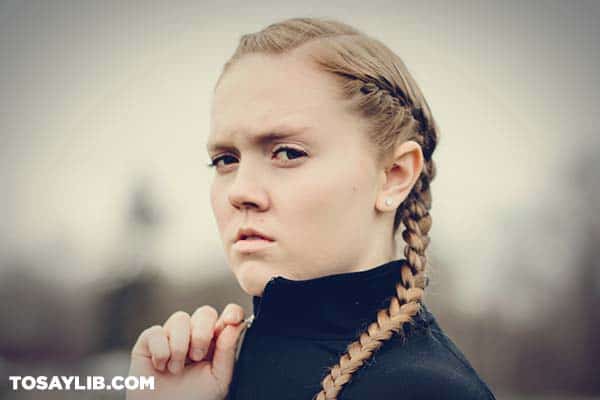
126, 304, 247, 400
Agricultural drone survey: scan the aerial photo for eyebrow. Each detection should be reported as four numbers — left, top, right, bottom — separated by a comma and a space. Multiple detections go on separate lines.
206, 124, 313, 153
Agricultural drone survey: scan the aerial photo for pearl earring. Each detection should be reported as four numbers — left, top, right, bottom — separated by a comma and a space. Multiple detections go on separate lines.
384, 198, 393, 207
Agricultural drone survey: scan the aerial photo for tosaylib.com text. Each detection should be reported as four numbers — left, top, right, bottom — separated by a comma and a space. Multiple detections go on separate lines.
8, 375, 155, 391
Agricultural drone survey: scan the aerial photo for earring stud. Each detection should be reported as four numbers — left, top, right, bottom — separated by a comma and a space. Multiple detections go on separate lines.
384, 198, 393, 207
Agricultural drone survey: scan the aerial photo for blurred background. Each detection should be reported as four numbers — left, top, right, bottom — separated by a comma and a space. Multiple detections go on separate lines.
1, 0, 599, 399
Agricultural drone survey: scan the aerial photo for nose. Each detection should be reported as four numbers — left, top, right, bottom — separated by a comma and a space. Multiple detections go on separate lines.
227, 162, 270, 212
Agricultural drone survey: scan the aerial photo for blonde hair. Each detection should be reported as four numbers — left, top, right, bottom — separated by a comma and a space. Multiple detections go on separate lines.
216, 17, 439, 400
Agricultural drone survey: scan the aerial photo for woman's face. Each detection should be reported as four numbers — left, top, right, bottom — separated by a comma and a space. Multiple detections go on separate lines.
207, 50, 391, 296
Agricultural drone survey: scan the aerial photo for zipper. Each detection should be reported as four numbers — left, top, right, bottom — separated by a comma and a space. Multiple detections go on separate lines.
234, 276, 278, 362
235, 315, 253, 362
254, 276, 279, 321
245, 314, 255, 329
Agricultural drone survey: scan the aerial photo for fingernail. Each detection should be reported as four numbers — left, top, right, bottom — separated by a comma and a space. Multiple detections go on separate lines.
168, 360, 182, 374
191, 348, 205, 360
226, 309, 241, 321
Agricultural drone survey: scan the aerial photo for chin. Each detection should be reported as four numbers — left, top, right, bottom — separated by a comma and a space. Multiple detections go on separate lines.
237, 276, 268, 297
232, 261, 274, 297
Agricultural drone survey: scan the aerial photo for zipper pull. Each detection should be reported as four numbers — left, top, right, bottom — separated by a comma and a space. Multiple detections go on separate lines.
235, 315, 254, 362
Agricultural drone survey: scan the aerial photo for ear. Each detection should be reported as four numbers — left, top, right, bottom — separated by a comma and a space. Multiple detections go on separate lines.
375, 140, 424, 212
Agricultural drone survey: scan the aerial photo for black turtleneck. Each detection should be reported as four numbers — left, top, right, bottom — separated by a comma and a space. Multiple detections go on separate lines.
226, 258, 496, 400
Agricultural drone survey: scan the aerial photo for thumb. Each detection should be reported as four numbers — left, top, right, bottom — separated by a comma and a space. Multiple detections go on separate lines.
211, 321, 247, 384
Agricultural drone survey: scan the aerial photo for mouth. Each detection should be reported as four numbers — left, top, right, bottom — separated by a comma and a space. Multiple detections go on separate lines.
233, 237, 276, 253
237, 234, 274, 242
234, 229, 276, 253
235, 228, 274, 243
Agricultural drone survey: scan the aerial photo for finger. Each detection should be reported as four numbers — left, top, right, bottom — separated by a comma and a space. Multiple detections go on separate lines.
189, 305, 218, 361
147, 327, 170, 371
131, 325, 156, 358
202, 305, 244, 362
211, 321, 248, 384
163, 311, 191, 374
214, 303, 245, 337
131, 325, 170, 372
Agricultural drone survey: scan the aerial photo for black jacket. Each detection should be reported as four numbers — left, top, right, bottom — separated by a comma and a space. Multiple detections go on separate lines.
226, 258, 497, 399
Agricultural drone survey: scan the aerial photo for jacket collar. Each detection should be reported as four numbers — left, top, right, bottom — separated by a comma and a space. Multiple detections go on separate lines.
250, 258, 432, 340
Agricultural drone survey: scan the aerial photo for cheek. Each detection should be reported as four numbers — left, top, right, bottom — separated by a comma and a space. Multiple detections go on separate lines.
209, 181, 218, 214
210, 181, 228, 233
283, 158, 374, 224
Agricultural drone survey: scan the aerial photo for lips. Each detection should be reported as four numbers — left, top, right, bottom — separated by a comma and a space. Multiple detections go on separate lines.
235, 227, 274, 243
241, 235, 269, 240
233, 228, 276, 253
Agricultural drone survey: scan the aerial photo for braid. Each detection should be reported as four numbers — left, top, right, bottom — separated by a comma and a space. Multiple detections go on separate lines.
313, 80, 437, 400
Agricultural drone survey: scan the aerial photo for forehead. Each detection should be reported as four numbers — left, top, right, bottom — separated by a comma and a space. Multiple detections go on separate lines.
208, 52, 351, 149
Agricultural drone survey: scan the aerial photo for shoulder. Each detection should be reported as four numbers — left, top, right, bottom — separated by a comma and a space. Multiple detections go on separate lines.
392, 358, 496, 400
342, 335, 496, 399
341, 310, 496, 399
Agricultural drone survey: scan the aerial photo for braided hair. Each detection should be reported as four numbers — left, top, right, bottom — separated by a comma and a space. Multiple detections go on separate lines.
216, 17, 440, 399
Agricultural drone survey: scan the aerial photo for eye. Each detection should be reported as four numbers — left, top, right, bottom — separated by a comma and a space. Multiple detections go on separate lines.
273, 146, 307, 163
207, 154, 238, 169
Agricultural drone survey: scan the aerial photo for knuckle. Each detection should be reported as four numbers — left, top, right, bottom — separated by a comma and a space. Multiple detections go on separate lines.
195, 305, 218, 319
224, 302, 242, 312
152, 349, 170, 361
144, 325, 164, 338
192, 329, 213, 345
223, 303, 243, 319
170, 347, 187, 360
171, 310, 190, 320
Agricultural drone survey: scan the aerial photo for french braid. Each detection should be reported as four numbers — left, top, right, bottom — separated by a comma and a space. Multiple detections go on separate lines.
216, 17, 440, 400
313, 80, 437, 400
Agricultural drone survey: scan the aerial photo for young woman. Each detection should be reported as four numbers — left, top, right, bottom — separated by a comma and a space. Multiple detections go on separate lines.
127, 17, 497, 400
